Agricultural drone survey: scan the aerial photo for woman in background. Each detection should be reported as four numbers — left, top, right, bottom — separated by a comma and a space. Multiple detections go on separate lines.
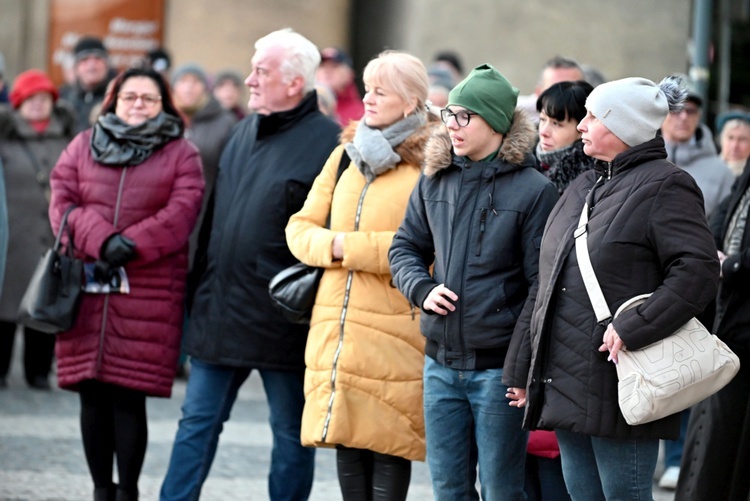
535, 80, 595, 195
0, 69, 75, 389
286, 51, 438, 501
49, 67, 204, 500
525, 79, 594, 501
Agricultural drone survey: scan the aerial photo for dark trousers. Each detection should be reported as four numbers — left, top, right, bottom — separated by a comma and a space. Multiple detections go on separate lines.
0, 320, 55, 384
336, 446, 412, 501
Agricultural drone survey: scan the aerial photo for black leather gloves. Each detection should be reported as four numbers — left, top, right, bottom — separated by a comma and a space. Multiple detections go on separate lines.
100, 234, 137, 268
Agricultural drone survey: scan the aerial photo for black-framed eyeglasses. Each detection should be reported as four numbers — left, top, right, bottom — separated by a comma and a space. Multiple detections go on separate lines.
440, 108, 478, 127
117, 92, 162, 106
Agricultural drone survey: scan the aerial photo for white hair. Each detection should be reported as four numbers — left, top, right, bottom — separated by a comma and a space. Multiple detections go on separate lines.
254, 28, 320, 93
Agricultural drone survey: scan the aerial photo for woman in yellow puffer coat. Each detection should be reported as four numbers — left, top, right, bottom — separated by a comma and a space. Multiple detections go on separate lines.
286, 50, 439, 500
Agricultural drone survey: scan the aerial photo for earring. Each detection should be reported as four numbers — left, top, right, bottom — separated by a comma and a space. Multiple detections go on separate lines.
404, 110, 408, 119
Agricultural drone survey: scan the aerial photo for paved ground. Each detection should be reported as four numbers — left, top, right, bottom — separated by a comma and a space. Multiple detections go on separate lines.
0, 331, 675, 500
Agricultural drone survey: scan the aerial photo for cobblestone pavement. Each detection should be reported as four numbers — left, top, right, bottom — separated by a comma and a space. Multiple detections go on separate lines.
0, 332, 674, 500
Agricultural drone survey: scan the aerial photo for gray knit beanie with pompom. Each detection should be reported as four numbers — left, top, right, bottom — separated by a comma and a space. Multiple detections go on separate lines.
585, 76, 686, 147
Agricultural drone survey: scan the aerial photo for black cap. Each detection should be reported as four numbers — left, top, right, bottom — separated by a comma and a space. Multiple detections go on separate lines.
73, 36, 108, 62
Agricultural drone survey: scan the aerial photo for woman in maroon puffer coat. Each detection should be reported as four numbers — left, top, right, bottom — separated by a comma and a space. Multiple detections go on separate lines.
48, 66, 204, 501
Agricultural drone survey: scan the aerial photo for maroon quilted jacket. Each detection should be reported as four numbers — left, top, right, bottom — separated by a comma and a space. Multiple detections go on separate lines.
49, 130, 204, 397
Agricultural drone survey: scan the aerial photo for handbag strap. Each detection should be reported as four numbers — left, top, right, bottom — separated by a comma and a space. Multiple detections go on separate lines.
54, 205, 77, 255
325, 150, 350, 229
573, 176, 613, 324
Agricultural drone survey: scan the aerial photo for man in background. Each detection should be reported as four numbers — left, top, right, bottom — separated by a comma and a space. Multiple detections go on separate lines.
316, 46, 363, 126
517, 56, 585, 124
59, 36, 115, 132
160, 29, 340, 501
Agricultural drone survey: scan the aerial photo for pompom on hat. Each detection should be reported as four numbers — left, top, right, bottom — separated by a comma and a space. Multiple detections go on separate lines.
10, 69, 58, 109
585, 76, 686, 147
447, 64, 519, 134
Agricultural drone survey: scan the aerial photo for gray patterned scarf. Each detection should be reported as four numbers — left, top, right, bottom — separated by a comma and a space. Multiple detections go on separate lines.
90, 112, 182, 167
345, 113, 425, 182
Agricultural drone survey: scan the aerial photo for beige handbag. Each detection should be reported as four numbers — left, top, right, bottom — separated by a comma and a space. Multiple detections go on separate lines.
612, 294, 739, 425
574, 178, 740, 425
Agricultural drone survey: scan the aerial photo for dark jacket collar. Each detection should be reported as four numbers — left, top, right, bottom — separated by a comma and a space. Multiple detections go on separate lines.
593, 136, 668, 178
256, 90, 320, 138
422, 109, 537, 178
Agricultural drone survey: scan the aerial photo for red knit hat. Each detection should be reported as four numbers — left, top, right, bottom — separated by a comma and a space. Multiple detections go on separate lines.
10, 70, 59, 109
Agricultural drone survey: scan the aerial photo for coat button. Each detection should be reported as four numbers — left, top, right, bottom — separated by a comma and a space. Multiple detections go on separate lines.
733, 262, 740, 271
561, 287, 567, 292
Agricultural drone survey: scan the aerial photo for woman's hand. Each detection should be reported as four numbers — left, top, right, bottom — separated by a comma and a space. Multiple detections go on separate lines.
423, 284, 458, 315
332, 233, 345, 261
506, 387, 527, 408
599, 323, 626, 364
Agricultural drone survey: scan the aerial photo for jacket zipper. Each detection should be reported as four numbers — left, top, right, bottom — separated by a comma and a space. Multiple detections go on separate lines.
321, 180, 370, 442
457, 162, 487, 361
96, 168, 128, 373
606, 162, 613, 180
475, 208, 488, 256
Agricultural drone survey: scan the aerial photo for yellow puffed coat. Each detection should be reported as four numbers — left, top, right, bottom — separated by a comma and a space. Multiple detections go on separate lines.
286, 119, 438, 461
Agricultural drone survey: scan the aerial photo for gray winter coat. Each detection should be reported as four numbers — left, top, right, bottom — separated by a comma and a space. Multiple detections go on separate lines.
665, 124, 734, 220
0, 104, 76, 319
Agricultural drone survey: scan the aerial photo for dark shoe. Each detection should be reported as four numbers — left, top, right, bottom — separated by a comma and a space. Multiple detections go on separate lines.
0, 376, 7, 389
28, 375, 51, 390
115, 487, 138, 501
174, 362, 189, 380
94, 484, 116, 501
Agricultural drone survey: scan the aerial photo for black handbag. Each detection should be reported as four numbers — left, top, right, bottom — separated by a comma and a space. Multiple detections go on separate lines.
269, 151, 350, 324
18, 206, 84, 334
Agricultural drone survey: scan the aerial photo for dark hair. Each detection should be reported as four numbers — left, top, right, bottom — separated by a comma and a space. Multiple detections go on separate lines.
536, 80, 594, 123
434, 50, 464, 76
100, 66, 185, 132
544, 55, 582, 71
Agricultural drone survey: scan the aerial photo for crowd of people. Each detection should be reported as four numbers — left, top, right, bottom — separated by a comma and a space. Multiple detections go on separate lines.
0, 27, 749, 501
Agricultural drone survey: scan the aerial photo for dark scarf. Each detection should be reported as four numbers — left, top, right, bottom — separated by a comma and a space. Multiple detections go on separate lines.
535, 139, 594, 195
90, 112, 182, 166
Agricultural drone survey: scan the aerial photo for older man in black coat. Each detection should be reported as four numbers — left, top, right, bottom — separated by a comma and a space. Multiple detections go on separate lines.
160, 29, 340, 501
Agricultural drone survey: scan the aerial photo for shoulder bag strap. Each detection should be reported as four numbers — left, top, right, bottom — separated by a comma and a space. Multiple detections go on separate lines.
573, 176, 613, 323
325, 150, 350, 229
18, 140, 51, 201
54, 205, 78, 255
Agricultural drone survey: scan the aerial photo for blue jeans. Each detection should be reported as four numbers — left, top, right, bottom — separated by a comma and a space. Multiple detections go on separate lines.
160, 359, 314, 501
423, 356, 527, 501
556, 429, 658, 500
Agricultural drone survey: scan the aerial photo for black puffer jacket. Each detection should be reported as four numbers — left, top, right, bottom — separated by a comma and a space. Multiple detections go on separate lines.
503, 136, 720, 439
389, 111, 559, 370
712, 160, 750, 349
184, 91, 340, 370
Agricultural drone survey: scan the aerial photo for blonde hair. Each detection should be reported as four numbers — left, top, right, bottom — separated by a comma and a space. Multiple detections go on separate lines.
363, 51, 429, 116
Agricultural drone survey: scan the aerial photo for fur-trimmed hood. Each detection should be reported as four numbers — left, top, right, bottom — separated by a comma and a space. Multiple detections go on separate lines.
340, 114, 442, 170
422, 109, 537, 177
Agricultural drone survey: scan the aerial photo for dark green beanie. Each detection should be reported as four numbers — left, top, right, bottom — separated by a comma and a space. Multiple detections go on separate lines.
448, 64, 519, 134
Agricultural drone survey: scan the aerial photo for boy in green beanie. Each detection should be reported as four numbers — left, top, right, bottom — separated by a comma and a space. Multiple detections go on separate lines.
389, 63, 559, 499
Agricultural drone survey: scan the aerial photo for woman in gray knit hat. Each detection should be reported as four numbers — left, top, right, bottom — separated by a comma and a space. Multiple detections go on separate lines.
504, 76, 720, 499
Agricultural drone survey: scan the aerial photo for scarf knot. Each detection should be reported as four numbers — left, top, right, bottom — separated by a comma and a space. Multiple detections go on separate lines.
345, 113, 425, 181
91, 112, 182, 166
